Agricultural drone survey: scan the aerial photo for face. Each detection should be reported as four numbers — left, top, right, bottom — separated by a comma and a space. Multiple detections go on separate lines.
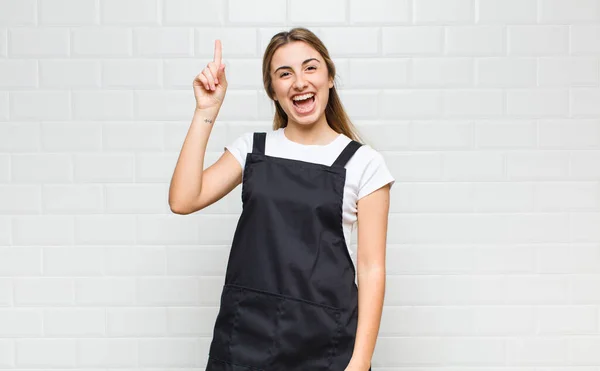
270, 41, 334, 127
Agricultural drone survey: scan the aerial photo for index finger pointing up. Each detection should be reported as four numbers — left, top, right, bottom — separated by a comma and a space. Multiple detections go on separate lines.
214, 39, 222, 66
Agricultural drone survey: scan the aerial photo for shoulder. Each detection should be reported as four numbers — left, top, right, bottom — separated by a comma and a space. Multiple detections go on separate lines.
224, 131, 255, 168
347, 142, 385, 169
348, 141, 395, 199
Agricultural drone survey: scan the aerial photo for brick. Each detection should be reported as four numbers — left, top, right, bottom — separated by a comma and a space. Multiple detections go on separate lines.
506, 89, 569, 117
412, 57, 473, 86
43, 185, 104, 214
73, 154, 134, 183
41, 122, 102, 152
103, 122, 163, 151
106, 308, 167, 336
540, 0, 600, 23
506, 338, 568, 364
508, 25, 569, 56
11, 91, 70, 120
163, 0, 223, 25
228, 0, 285, 24
290, 0, 345, 23
44, 309, 105, 335
15, 339, 76, 367
135, 90, 196, 120
134, 27, 193, 56
381, 90, 443, 118
383, 26, 443, 55
40, 60, 101, 88
318, 27, 379, 57
11, 154, 72, 183
138, 338, 198, 367
0, 185, 40, 214
74, 278, 136, 305
198, 27, 257, 57
72, 90, 133, 120
0, 122, 40, 152
0, 309, 41, 336
410, 120, 472, 149
538, 119, 600, 149
74, 215, 136, 245
477, 0, 537, 23
414, 0, 474, 24
476, 58, 537, 87
0, 60, 36, 88
572, 88, 600, 116
507, 151, 570, 180
571, 25, 600, 54
72, 27, 132, 56
77, 339, 137, 367
539, 57, 600, 87
101, 0, 159, 25
105, 184, 167, 213
105, 246, 166, 275
348, 58, 408, 87
8, 27, 69, 57
475, 119, 537, 149
338, 90, 379, 118
39, 0, 96, 25
349, 0, 409, 23
0, 0, 36, 25
445, 26, 504, 56
442, 89, 504, 117
14, 278, 73, 305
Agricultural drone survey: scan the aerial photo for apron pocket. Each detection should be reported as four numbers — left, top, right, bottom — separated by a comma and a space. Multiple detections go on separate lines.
206, 356, 263, 371
212, 285, 283, 368
274, 298, 341, 370
209, 285, 243, 362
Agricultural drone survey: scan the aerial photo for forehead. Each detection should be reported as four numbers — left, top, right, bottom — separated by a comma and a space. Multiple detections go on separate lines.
271, 41, 320, 70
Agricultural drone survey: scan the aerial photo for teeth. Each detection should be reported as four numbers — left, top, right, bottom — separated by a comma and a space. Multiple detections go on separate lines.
292, 93, 314, 101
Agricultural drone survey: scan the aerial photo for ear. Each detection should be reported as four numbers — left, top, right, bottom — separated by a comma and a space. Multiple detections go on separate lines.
328, 78, 334, 89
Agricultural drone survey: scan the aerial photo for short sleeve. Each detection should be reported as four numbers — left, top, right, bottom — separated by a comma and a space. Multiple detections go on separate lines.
224, 132, 254, 170
357, 150, 395, 200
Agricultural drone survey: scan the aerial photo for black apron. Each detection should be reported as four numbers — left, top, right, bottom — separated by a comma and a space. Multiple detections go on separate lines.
207, 132, 371, 371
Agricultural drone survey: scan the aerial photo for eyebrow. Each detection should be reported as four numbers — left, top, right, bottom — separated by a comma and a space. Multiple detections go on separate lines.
273, 58, 320, 74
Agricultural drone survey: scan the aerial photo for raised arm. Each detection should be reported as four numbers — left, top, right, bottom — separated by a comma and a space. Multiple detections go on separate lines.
168, 40, 241, 215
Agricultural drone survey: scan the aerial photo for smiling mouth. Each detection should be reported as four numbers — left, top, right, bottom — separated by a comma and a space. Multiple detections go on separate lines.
291, 93, 316, 112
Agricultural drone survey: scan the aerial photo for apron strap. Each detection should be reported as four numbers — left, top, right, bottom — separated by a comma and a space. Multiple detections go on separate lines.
252, 132, 266, 155
331, 140, 362, 168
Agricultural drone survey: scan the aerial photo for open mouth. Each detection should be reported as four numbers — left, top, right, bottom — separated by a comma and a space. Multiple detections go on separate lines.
291, 93, 316, 114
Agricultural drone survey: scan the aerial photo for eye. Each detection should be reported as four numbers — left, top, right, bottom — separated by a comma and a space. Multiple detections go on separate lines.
307, 66, 317, 71
279, 71, 290, 78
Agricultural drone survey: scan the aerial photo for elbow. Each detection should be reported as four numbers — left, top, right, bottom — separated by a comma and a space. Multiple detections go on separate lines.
168, 196, 193, 215
169, 197, 204, 215
169, 202, 189, 215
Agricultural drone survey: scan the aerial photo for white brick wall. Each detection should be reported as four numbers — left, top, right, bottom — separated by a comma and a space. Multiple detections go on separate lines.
0, 0, 599, 369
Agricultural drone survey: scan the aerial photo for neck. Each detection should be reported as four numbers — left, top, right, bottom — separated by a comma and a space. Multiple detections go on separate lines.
283, 121, 339, 146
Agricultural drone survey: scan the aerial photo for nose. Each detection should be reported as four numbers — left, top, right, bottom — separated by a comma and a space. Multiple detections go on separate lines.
293, 73, 308, 90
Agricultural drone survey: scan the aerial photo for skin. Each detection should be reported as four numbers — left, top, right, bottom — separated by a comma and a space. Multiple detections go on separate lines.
168, 39, 390, 371
269, 41, 338, 145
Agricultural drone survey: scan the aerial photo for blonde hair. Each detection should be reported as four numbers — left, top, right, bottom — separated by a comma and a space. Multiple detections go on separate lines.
262, 27, 363, 143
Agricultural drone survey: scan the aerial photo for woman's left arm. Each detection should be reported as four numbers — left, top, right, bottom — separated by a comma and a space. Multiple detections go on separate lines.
346, 184, 391, 371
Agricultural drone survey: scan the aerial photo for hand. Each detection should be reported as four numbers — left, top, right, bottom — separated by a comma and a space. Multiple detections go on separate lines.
193, 39, 228, 112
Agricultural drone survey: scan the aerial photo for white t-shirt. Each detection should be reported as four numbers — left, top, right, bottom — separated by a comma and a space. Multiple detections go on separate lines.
224, 127, 395, 281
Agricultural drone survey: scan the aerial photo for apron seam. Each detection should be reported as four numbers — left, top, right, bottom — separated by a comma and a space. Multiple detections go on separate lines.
264, 297, 285, 369
225, 283, 342, 312
208, 356, 264, 371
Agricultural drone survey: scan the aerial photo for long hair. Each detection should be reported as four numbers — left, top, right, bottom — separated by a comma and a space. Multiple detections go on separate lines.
261, 27, 363, 143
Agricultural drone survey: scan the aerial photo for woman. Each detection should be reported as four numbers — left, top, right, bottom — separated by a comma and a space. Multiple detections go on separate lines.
169, 27, 394, 371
